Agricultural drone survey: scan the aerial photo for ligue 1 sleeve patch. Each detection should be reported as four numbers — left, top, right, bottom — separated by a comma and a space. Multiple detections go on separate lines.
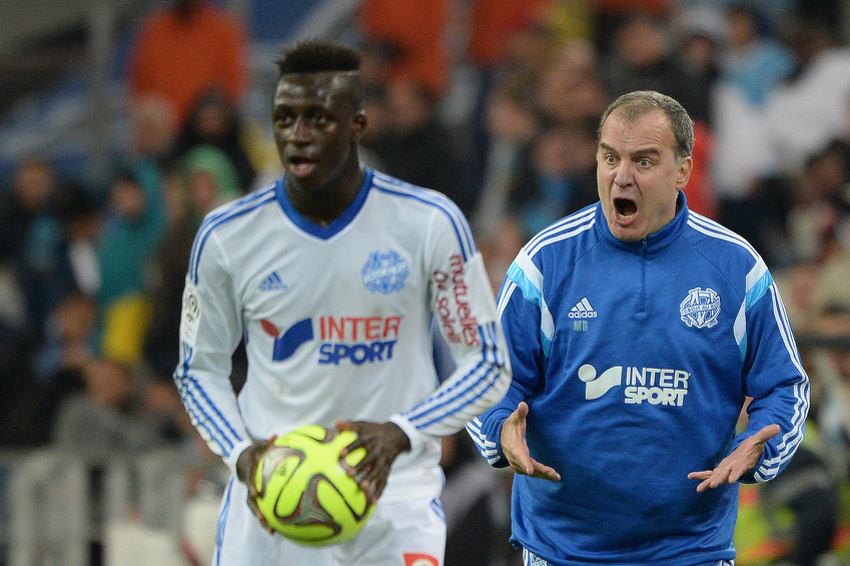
181, 284, 202, 345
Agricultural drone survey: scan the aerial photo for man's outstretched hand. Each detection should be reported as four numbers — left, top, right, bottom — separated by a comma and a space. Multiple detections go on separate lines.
688, 424, 780, 492
501, 402, 561, 481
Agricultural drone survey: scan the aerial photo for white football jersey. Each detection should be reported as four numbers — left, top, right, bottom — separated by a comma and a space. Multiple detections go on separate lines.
175, 169, 511, 502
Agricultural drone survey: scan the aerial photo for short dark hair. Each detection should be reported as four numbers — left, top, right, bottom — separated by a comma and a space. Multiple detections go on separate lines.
598, 91, 694, 162
276, 40, 362, 75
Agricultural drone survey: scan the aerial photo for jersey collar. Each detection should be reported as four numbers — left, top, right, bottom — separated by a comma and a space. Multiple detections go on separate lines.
275, 168, 373, 239
596, 190, 689, 252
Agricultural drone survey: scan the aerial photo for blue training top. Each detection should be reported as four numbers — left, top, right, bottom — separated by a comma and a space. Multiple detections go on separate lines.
468, 192, 809, 566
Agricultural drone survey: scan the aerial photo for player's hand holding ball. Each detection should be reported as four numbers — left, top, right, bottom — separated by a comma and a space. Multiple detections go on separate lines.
237, 425, 376, 546
334, 420, 411, 503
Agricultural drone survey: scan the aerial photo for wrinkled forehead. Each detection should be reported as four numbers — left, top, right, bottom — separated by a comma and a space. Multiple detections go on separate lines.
599, 108, 674, 151
274, 71, 357, 106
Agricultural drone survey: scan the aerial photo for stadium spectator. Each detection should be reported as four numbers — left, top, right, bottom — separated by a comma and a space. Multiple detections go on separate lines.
468, 91, 809, 566
710, 5, 795, 257
31, 291, 98, 443
0, 157, 58, 265
591, 0, 673, 54
143, 144, 242, 379
127, 93, 180, 171
470, 23, 552, 237
94, 165, 167, 366
51, 357, 162, 457
0, 173, 101, 447
674, 7, 723, 98
358, 0, 450, 98
718, 5, 794, 110
126, 0, 248, 127
734, 399, 840, 566
50, 356, 180, 564
508, 123, 599, 239
462, 0, 548, 192
535, 40, 609, 128
0, 158, 93, 334
598, 13, 710, 122
362, 79, 478, 216
173, 89, 258, 193
472, 39, 607, 240
54, 185, 103, 299
173, 40, 510, 566
763, 17, 850, 178
784, 142, 849, 267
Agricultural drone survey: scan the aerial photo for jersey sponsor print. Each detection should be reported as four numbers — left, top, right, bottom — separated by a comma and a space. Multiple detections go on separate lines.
434, 253, 480, 347
579, 363, 690, 406
262, 315, 403, 365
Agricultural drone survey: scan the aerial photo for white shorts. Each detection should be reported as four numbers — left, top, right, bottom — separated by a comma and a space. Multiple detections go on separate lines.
214, 477, 446, 566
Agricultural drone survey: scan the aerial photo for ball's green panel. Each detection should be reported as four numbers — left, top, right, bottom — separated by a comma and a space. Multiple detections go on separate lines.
254, 425, 375, 546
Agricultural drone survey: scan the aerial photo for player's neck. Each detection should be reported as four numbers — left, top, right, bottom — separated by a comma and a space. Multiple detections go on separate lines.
285, 162, 365, 227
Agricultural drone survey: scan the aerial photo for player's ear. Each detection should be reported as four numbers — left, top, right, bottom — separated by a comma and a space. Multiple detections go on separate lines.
352, 111, 367, 141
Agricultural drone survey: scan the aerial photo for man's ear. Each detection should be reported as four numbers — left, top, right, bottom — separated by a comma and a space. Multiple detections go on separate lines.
677, 155, 694, 189
352, 111, 368, 142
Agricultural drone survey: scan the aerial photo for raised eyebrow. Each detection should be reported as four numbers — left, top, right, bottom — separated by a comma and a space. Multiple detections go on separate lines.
598, 142, 617, 155
632, 148, 661, 159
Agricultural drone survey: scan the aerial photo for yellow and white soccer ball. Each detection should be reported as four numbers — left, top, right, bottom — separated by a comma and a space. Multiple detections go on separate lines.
254, 424, 375, 546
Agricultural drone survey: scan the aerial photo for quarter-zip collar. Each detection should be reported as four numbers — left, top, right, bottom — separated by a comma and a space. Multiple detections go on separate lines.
595, 190, 689, 253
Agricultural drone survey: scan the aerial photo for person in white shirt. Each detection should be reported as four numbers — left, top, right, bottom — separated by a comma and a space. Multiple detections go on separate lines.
174, 39, 511, 566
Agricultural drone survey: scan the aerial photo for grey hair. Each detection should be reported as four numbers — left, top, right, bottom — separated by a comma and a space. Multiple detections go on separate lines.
597, 91, 694, 162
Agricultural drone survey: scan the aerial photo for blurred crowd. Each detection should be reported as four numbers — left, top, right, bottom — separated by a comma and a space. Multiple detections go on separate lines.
1, 0, 850, 564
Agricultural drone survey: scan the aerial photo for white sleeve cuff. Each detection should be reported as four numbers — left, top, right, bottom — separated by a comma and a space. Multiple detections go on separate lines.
389, 414, 435, 454
224, 439, 254, 479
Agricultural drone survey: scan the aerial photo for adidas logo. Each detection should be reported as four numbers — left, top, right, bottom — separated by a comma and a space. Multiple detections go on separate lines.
259, 271, 288, 292
568, 297, 597, 319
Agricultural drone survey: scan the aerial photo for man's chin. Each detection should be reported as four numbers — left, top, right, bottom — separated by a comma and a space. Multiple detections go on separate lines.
609, 221, 645, 242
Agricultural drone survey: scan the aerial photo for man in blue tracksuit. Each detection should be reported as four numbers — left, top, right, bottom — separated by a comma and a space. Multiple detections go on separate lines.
467, 91, 809, 566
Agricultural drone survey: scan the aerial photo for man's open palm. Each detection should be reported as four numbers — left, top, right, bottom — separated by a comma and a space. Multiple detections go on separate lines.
688, 424, 780, 492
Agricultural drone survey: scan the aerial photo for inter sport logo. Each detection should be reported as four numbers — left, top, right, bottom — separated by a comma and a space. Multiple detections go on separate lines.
578, 363, 690, 406
261, 318, 313, 361
261, 316, 401, 365
578, 364, 622, 399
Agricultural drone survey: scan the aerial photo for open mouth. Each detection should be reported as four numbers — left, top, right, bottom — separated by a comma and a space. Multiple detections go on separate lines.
288, 157, 316, 177
614, 197, 637, 219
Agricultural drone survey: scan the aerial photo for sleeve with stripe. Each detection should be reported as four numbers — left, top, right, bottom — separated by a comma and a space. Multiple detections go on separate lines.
467, 248, 548, 468
733, 261, 810, 483
174, 227, 252, 477
390, 200, 512, 452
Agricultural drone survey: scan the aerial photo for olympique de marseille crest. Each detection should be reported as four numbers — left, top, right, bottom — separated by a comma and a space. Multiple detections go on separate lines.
680, 287, 721, 329
362, 250, 409, 294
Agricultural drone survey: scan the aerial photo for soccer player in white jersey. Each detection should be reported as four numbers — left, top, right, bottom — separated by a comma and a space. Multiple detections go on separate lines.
174, 40, 511, 566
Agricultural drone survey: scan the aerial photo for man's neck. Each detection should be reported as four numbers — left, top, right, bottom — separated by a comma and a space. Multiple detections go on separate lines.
286, 164, 365, 227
